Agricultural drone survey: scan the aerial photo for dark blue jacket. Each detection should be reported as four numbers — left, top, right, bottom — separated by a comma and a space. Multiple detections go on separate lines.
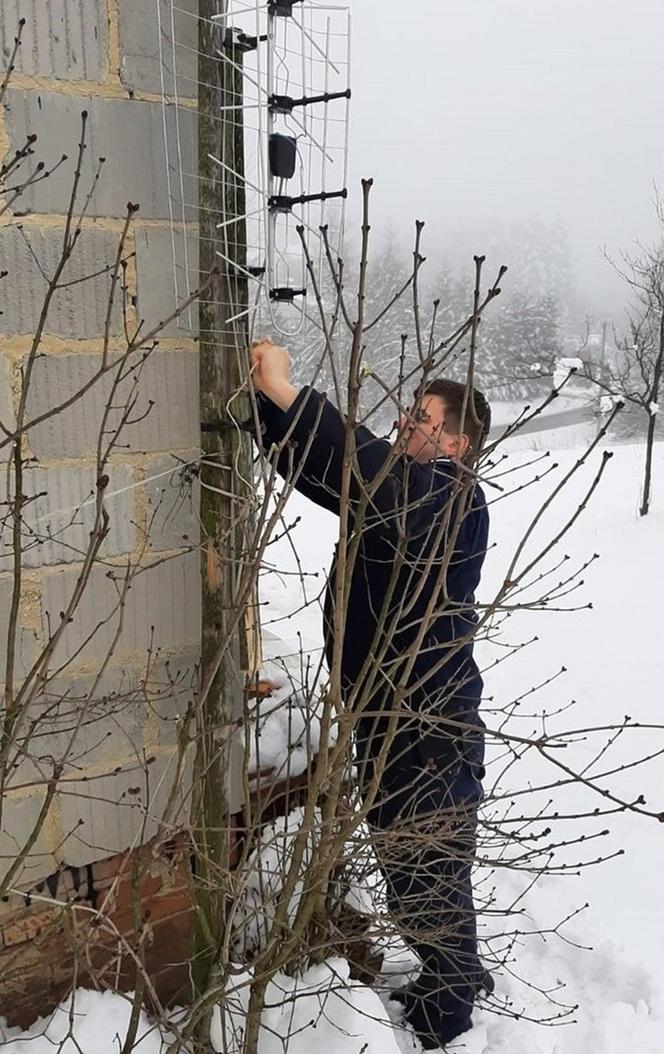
256, 387, 489, 785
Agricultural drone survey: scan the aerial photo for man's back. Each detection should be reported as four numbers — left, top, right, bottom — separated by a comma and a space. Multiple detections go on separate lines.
323, 456, 488, 684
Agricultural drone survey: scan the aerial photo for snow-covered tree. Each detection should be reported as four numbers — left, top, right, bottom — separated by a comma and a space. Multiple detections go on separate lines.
469, 289, 562, 398
582, 200, 664, 515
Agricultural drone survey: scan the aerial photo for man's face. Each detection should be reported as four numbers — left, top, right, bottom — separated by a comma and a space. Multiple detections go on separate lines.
396, 395, 468, 463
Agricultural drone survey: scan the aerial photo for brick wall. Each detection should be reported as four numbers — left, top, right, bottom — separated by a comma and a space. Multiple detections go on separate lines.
0, 833, 195, 1028
0, 2, 204, 898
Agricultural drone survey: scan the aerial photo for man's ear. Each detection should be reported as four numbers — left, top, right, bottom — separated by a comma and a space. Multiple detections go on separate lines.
454, 433, 470, 458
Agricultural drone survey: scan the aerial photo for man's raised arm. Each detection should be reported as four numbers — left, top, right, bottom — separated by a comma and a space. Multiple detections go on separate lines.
249, 339, 448, 532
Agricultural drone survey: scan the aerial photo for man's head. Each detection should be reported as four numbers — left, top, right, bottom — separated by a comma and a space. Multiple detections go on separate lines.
397, 379, 491, 463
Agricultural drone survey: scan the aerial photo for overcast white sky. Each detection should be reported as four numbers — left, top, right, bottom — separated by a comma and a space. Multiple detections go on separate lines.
345, 0, 664, 317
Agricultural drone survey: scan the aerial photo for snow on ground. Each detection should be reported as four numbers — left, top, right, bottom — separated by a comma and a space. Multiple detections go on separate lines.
4, 441, 663, 1051
0, 990, 175, 1053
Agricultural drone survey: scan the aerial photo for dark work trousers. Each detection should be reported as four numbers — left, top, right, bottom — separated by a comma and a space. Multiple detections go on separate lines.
359, 720, 484, 1047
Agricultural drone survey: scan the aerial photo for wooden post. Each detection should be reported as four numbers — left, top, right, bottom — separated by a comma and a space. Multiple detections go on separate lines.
193, 0, 251, 1002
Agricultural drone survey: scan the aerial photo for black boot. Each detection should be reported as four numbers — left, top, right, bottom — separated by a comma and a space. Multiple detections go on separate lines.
388, 985, 471, 1048
389, 966, 495, 1007
475, 967, 495, 997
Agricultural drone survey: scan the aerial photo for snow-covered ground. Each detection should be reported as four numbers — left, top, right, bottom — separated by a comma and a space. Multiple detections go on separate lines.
3, 440, 663, 1052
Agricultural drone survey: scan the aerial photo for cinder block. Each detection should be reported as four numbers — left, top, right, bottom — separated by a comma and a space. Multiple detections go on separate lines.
0, 224, 124, 338
57, 751, 191, 867
0, 356, 15, 463
146, 451, 200, 552
4, 89, 197, 221
0, 575, 39, 680
41, 549, 201, 666
0, 1, 108, 81
0, 463, 135, 572
22, 352, 122, 461
0, 789, 57, 889
15, 666, 147, 782
128, 348, 200, 452
135, 225, 198, 338
118, 0, 198, 97
145, 650, 198, 751
24, 349, 199, 460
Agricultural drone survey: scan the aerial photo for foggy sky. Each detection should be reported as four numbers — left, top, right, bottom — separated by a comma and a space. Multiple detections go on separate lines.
346, 0, 664, 320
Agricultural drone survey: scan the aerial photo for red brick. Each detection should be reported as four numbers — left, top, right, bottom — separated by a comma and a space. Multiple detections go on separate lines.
142, 884, 191, 923
2, 909, 58, 948
107, 870, 165, 914
90, 846, 132, 885
149, 961, 192, 1008
147, 910, 192, 970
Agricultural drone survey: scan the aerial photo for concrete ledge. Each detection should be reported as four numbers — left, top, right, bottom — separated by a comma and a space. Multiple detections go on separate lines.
0, 788, 58, 889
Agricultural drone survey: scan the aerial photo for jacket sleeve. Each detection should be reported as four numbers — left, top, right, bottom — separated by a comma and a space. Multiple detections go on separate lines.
251, 389, 342, 515
254, 386, 451, 533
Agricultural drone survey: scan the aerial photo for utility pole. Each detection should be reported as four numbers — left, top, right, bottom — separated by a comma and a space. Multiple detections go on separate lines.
193, 0, 252, 1004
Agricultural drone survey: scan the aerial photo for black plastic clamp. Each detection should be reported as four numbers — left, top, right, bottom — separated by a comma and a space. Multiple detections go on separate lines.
268, 0, 303, 16
222, 28, 267, 53
225, 263, 266, 281
268, 188, 347, 213
269, 88, 351, 114
269, 287, 306, 302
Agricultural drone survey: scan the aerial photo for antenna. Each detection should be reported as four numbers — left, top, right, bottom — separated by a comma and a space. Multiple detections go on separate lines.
157, 0, 352, 341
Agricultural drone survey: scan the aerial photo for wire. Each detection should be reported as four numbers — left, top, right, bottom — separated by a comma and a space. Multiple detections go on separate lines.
25, 457, 205, 529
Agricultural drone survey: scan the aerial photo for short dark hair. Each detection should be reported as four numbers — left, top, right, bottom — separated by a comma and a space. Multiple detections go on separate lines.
417, 378, 491, 457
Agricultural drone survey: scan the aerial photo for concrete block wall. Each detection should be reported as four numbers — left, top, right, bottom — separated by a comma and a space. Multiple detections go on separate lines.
0, 1, 202, 891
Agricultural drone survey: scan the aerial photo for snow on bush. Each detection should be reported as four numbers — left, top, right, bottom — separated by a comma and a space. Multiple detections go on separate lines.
232, 806, 321, 956
553, 356, 583, 389
599, 393, 623, 413
241, 681, 336, 780
211, 959, 401, 1054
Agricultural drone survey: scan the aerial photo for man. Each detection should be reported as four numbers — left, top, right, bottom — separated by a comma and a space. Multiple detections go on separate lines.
249, 338, 491, 1049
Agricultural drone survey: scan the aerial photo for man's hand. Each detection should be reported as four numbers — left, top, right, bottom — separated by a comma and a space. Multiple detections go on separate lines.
250, 338, 298, 411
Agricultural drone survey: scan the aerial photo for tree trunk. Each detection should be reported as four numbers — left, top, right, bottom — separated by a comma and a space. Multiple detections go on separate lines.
640, 313, 663, 516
